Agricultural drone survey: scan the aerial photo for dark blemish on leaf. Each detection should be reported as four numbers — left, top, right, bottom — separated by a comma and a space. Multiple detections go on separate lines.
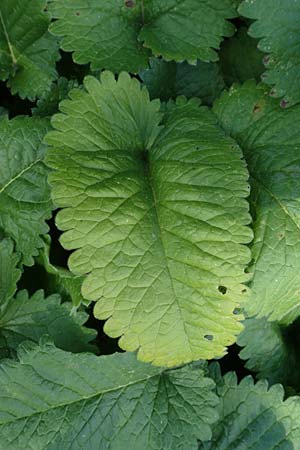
241, 288, 247, 294
278, 232, 285, 240
280, 99, 289, 109
263, 55, 270, 66
233, 308, 240, 315
75, 11, 80, 16
218, 285, 227, 295
125, 0, 135, 7
270, 89, 277, 97
204, 335, 213, 341
43, 5, 48, 11
253, 104, 261, 113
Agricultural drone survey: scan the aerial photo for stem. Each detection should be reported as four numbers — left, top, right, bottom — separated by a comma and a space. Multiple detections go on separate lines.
0, 10, 17, 65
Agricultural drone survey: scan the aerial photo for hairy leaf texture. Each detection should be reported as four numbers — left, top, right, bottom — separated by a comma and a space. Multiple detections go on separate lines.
0, 117, 53, 266
49, 0, 237, 73
239, 0, 300, 107
214, 81, 300, 324
0, 0, 60, 99
0, 340, 218, 450
46, 71, 252, 366
199, 367, 300, 449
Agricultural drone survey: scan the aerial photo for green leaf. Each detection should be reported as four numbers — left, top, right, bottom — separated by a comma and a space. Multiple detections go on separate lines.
0, 290, 96, 358
239, 0, 300, 107
199, 370, 300, 450
0, 339, 218, 450
219, 27, 265, 86
0, 239, 21, 308
46, 71, 252, 367
140, 58, 225, 105
49, 0, 237, 73
0, 0, 60, 99
214, 81, 300, 324
0, 117, 52, 266
32, 77, 79, 117
138, 0, 237, 63
237, 316, 300, 387
37, 235, 85, 307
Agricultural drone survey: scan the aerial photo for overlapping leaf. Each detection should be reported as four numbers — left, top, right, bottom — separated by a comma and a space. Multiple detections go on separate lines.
0, 117, 52, 266
0, 0, 60, 99
199, 367, 300, 449
237, 316, 300, 387
0, 290, 96, 358
214, 81, 300, 324
0, 239, 21, 309
140, 58, 225, 105
0, 239, 96, 357
46, 71, 252, 366
219, 27, 264, 86
239, 0, 300, 107
49, 0, 237, 73
0, 339, 218, 450
32, 77, 79, 117
36, 235, 85, 307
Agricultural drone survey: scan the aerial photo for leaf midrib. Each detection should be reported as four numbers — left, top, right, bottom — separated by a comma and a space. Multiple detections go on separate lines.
0, 365, 163, 426
0, 9, 17, 65
145, 154, 193, 356
0, 159, 41, 195
250, 174, 300, 233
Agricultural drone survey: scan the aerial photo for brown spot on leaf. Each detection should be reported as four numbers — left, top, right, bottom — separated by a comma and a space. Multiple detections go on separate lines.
253, 104, 261, 113
280, 99, 289, 109
75, 11, 80, 16
125, 0, 135, 7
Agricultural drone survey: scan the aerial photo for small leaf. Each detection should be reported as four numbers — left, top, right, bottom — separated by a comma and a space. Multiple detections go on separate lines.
36, 235, 85, 307
219, 27, 265, 86
140, 58, 225, 105
32, 77, 79, 117
0, 290, 96, 358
